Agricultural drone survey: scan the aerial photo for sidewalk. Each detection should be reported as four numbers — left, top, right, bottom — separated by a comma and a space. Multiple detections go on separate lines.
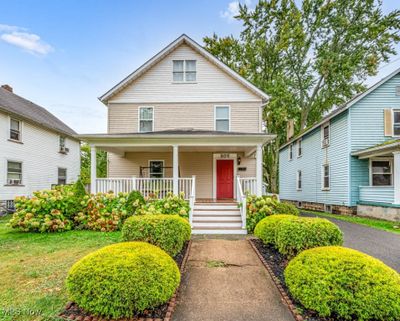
173, 239, 295, 321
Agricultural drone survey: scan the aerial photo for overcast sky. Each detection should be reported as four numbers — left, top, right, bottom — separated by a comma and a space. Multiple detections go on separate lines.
1, 0, 399, 133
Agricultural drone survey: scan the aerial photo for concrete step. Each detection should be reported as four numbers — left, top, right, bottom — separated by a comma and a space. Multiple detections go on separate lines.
192, 215, 242, 222
192, 222, 242, 228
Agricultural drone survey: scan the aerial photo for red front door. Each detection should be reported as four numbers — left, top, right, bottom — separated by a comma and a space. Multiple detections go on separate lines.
216, 159, 234, 199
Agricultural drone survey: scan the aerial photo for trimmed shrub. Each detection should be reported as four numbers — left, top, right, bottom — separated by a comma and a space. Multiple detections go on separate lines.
254, 214, 297, 246
125, 190, 145, 215
275, 217, 343, 257
137, 192, 190, 218
246, 195, 299, 233
122, 215, 191, 256
66, 242, 180, 318
285, 246, 400, 321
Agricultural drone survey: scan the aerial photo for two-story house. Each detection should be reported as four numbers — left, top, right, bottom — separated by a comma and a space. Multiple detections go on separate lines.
0, 85, 80, 210
279, 67, 400, 222
79, 34, 275, 234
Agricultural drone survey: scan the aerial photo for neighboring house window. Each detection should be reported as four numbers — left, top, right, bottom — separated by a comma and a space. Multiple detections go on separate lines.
215, 106, 230, 131
149, 160, 164, 178
371, 160, 392, 186
9, 118, 21, 141
322, 164, 330, 190
321, 123, 330, 147
59, 136, 67, 152
7, 161, 22, 185
58, 168, 67, 185
139, 107, 154, 132
288, 144, 293, 160
297, 139, 302, 157
393, 110, 400, 136
173, 60, 196, 82
297, 170, 302, 190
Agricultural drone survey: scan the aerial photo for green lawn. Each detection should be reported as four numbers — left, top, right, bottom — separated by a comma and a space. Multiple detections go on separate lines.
0, 216, 121, 321
303, 211, 400, 234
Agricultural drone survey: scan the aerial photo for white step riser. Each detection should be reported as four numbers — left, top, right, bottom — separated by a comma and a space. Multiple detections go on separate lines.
193, 210, 240, 215
192, 229, 247, 235
193, 216, 241, 222
194, 205, 239, 210
193, 222, 243, 228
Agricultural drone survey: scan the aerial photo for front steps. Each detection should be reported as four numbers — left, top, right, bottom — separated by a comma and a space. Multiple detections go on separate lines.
191, 202, 247, 234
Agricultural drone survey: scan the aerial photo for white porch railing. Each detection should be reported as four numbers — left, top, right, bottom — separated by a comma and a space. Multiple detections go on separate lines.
236, 176, 247, 229
188, 175, 196, 226
239, 177, 257, 195
96, 178, 135, 194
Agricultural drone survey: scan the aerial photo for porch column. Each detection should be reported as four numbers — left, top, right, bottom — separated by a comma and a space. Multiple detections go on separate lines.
90, 145, 97, 194
393, 151, 400, 204
173, 145, 179, 195
256, 144, 263, 196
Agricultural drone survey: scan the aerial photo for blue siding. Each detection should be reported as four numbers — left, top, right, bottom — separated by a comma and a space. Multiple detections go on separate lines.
359, 186, 394, 204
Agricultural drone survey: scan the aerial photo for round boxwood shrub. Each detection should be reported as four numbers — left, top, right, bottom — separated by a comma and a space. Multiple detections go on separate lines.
254, 214, 297, 246
275, 217, 343, 257
66, 242, 180, 318
122, 214, 191, 256
285, 246, 400, 321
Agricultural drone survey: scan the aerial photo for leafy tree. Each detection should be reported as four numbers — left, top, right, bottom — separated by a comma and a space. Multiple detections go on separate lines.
204, 0, 400, 192
80, 143, 107, 184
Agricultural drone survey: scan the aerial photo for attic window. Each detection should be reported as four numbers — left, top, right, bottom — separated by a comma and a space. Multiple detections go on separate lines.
173, 60, 196, 82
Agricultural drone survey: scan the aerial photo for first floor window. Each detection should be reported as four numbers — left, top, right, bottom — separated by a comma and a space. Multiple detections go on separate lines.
10, 118, 21, 141
215, 106, 230, 131
7, 161, 22, 185
297, 170, 302, 190
371, 160, 392, 186
149, 160, 164, 178
322, 164, 330, 189
139, 107, 153, 132
58, 168, 67, 185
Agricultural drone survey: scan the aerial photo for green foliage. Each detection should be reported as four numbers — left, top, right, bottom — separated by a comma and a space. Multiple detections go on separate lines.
125, 190, 145, 215
73, 177, 88, 199
122, 214, 191, 256
285, 246, 400, 321
80, 143, 107, 184
137, 192, 190, 218
246, 195, 299, 233
66, 242, 180, 318
276, 217, 343, 257
254, 214, 297, 246
74, 192, 129, 232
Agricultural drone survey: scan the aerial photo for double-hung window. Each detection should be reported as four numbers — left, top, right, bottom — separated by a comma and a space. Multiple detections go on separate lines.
10, 118, 21, 141
393, 110, 400, 136
173, 60, 196, 82
149, 160, 164, 178
297, 139, 302, 157
322, 164, 330, 190
321, 123, 330, 147
7, 161, 22, 185
58, 168, 67, 185
215, 106, 230, 131
297, 170, 302, 190
371, 160, 392, 186
139, 107, 154, 132
288, 144, 293, 160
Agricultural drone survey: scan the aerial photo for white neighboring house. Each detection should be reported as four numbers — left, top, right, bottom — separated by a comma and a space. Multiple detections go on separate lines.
0, 85, 80, 209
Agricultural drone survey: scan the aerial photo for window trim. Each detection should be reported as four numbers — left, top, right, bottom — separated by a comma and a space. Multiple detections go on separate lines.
288, 143, 293, 161
58, 167, 67, 185
321, 122, 330, 148
369, 158, 393, 187
172, 60, 197, 83
8, 117, 22, 143
5, 159, 23, 186
297, 138, 302, 157
138, 106, 154, 133
321, 163, 330, 191
148, 160, 165, 178
392, 109, 400, 137
214, 105, 231, 132
297, 170, 302, 190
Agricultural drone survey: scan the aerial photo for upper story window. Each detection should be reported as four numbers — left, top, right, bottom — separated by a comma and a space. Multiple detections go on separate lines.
58, 168, 67, 185
7, 161, 22, 185
288, 144, 293, 160
297, 170, 302, 190
149, 160, 164, 178
297, 139, 302, 157
10, 118, 21, 141
371, 159, 392, 186
139, 107, 154, 132
59, 136, 69, 153
393, 110, 400, 136
322, 163, 330, 190
215, 106, 230, 131
173, 60, 196, 82
321, 123, 330, 148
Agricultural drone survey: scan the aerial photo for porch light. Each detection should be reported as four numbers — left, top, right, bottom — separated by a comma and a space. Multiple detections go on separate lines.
237, 157, 241, 165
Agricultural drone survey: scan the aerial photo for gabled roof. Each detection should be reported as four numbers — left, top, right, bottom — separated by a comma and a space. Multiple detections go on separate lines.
99, 34, 269, 103
280, 66, 400, 150
0, 87, 77, 138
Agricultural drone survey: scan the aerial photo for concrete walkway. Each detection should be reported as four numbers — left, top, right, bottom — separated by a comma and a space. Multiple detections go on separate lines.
173, 239, 294, 321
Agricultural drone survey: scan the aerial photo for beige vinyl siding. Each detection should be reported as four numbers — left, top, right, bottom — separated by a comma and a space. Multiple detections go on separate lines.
108, 102, 261, 133
110, 44, 261, 103
108, 151, 256, 198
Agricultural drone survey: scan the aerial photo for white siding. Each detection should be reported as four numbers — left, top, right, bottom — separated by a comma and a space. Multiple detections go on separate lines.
0, 112, 80, 200
110, 44, 261, 103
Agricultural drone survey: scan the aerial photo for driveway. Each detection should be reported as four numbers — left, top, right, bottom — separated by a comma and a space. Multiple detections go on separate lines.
173, 239, 294, 321
302, 212, 400, 272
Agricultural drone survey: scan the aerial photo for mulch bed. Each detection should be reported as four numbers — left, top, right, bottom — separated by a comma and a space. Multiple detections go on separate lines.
59, 240, 192, 321
250, 239, 341, 321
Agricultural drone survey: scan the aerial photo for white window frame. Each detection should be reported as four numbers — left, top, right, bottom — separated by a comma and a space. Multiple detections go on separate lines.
297, 170, 302, 190
148, 160, 165, 178
393, 109, 400, 137
58, 167, 67, 185
297, 138, 302, 157
288, 144, 293, 161
6, 160, 23, 186
8, 117, 22, 142
172, 60, 197, 83
214, 105, 231, 132
321, 163, 330, 191
321, 122, 330, 148
138, 106, 154, 133
369, 158, 393, 187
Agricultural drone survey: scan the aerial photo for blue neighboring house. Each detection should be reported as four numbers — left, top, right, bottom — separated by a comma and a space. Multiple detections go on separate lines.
279, 68, 400, 221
